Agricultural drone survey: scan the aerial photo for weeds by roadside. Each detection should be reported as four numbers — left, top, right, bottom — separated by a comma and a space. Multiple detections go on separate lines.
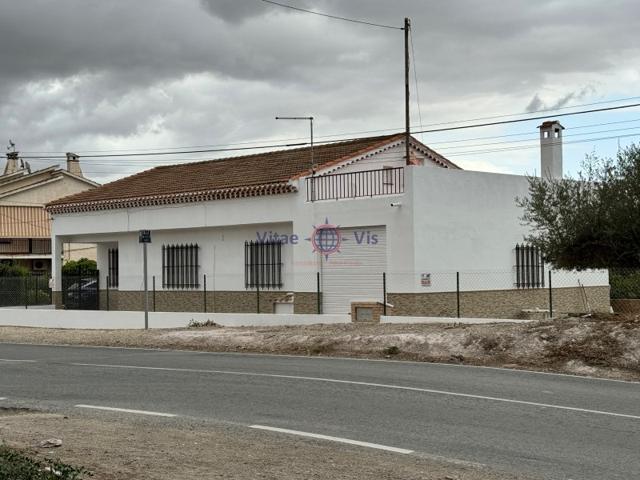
187, 319, 218, 328
0, 445, 90, 480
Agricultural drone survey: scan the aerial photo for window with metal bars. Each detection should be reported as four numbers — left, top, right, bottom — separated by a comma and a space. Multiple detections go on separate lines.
162, 244, 200, 289
107, 248, 119, 288
515, 244, 545, 288
244, 241, 283, 289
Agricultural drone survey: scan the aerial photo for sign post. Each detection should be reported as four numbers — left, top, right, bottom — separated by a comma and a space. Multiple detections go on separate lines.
139, 230, 152, 329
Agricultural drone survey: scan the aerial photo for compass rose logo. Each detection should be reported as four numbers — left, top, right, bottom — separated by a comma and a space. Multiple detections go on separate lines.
307, 218, 343, 259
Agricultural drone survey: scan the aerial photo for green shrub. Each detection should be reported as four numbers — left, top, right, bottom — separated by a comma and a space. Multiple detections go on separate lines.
0, 445, 90, 479
62, 258, 97, 276
610, 270, 640, 299
0, 263, 29, 277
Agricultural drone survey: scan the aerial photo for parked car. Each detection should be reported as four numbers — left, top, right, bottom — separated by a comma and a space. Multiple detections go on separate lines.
64, 277, 98, 309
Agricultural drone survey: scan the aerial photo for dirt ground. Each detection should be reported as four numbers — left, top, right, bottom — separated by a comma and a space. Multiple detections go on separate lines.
0, 409, 531, 480
1, 314, 639, 381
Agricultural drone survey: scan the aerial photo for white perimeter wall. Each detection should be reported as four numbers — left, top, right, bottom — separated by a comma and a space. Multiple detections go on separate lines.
0, 309, 349, 329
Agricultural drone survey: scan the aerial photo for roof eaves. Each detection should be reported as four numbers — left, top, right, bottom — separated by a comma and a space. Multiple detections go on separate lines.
46, 182, 297, 214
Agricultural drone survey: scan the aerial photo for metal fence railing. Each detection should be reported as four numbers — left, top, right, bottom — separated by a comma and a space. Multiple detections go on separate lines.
0, 275, 52, 308
306, 167, 404, 201
5, 268, 640, 317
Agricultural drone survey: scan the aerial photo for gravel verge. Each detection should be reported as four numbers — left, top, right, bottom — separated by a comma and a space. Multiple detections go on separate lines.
0, 409, 532, 480
1, 314, 638, 381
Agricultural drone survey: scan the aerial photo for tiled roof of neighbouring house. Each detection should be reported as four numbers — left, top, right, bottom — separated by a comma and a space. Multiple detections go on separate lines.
46, 133, 457, 213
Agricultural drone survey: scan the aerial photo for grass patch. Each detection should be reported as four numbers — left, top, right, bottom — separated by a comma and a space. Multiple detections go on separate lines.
0, 445, 90, 479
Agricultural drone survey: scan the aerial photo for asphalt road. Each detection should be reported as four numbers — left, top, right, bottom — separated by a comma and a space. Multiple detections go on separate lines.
1, 343, 639, 479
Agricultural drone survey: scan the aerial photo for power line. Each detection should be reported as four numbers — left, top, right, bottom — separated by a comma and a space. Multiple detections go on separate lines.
415, 96, 640, 129
414, 102, 640, 135
17, 102, 640, 160
19, 97, 640, 157
443, 132, 640, 157
20, 141, 308, 160
435, 125, 640, 152
260, 0, 403, 30
22, 127, 640, 172
427, 118, 640, 146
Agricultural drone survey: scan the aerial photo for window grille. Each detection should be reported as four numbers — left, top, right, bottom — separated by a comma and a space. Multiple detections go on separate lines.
515, 244, 544, 288
244, 241, 283, 289
162, 244, 199, 289
107, 248, 119, 288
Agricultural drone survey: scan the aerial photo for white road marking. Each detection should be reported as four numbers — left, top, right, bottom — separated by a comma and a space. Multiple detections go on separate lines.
5, 341, 638, 384
71, 362, 640, 420
250, 425, 414, 454
0, 358, 36, 363
75, 404, 177, 417
0, 397, 6, 400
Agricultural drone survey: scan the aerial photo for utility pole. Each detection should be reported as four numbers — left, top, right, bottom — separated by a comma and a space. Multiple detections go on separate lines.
404, 17, 411, 165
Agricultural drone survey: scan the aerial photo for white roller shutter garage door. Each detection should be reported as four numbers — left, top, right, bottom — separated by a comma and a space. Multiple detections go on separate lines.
321, 225, 386, 314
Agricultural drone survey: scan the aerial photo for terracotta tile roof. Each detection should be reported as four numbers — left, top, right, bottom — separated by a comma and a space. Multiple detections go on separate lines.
47, 133, 455, 214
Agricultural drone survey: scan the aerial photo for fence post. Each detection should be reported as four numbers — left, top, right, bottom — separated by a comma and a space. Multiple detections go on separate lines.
548, 270, 553, 319
456, 272, 460, 318
24, 276, 28, 309
316, 272, 321, 314
152, 276, 156, 312
35, 277, 39, 306
382, 272, 387, 316
256, 283, 260, 313
203, 274, 207, 313
106, 276, 110, 311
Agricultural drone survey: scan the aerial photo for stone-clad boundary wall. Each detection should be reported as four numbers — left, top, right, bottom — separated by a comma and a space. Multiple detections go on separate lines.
74, 285, 611, 319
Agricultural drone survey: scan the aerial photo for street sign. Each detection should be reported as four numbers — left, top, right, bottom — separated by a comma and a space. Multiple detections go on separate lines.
139, 230, 152, 243
139, 229, 151, 329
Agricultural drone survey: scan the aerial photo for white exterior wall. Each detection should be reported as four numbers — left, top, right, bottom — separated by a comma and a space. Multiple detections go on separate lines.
407, 167, 607, 292
318, 142, 426, 174
52, 184, 414, 293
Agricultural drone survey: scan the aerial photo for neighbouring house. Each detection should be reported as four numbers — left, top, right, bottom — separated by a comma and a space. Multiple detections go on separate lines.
0, 152, 99, 274
45, 123, 609, 318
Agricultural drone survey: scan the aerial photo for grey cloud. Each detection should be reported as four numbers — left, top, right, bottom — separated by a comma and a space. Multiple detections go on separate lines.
0, 0, 639, 181
526, 94, 544, 113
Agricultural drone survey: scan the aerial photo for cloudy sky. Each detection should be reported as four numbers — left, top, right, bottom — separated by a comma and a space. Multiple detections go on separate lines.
1, 0, 639, 182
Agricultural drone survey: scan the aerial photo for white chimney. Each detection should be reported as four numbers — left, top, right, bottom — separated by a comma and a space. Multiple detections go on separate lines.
538, 120, 564, 179
66, 152, 84, 177
3, 151, 20, 176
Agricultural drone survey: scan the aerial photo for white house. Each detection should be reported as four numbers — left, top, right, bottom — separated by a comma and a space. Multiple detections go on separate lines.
46, 124, 609, 319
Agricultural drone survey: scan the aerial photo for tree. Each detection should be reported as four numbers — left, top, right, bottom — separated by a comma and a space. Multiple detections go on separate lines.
518, 144, 640, 269
61, 258, 97, 275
